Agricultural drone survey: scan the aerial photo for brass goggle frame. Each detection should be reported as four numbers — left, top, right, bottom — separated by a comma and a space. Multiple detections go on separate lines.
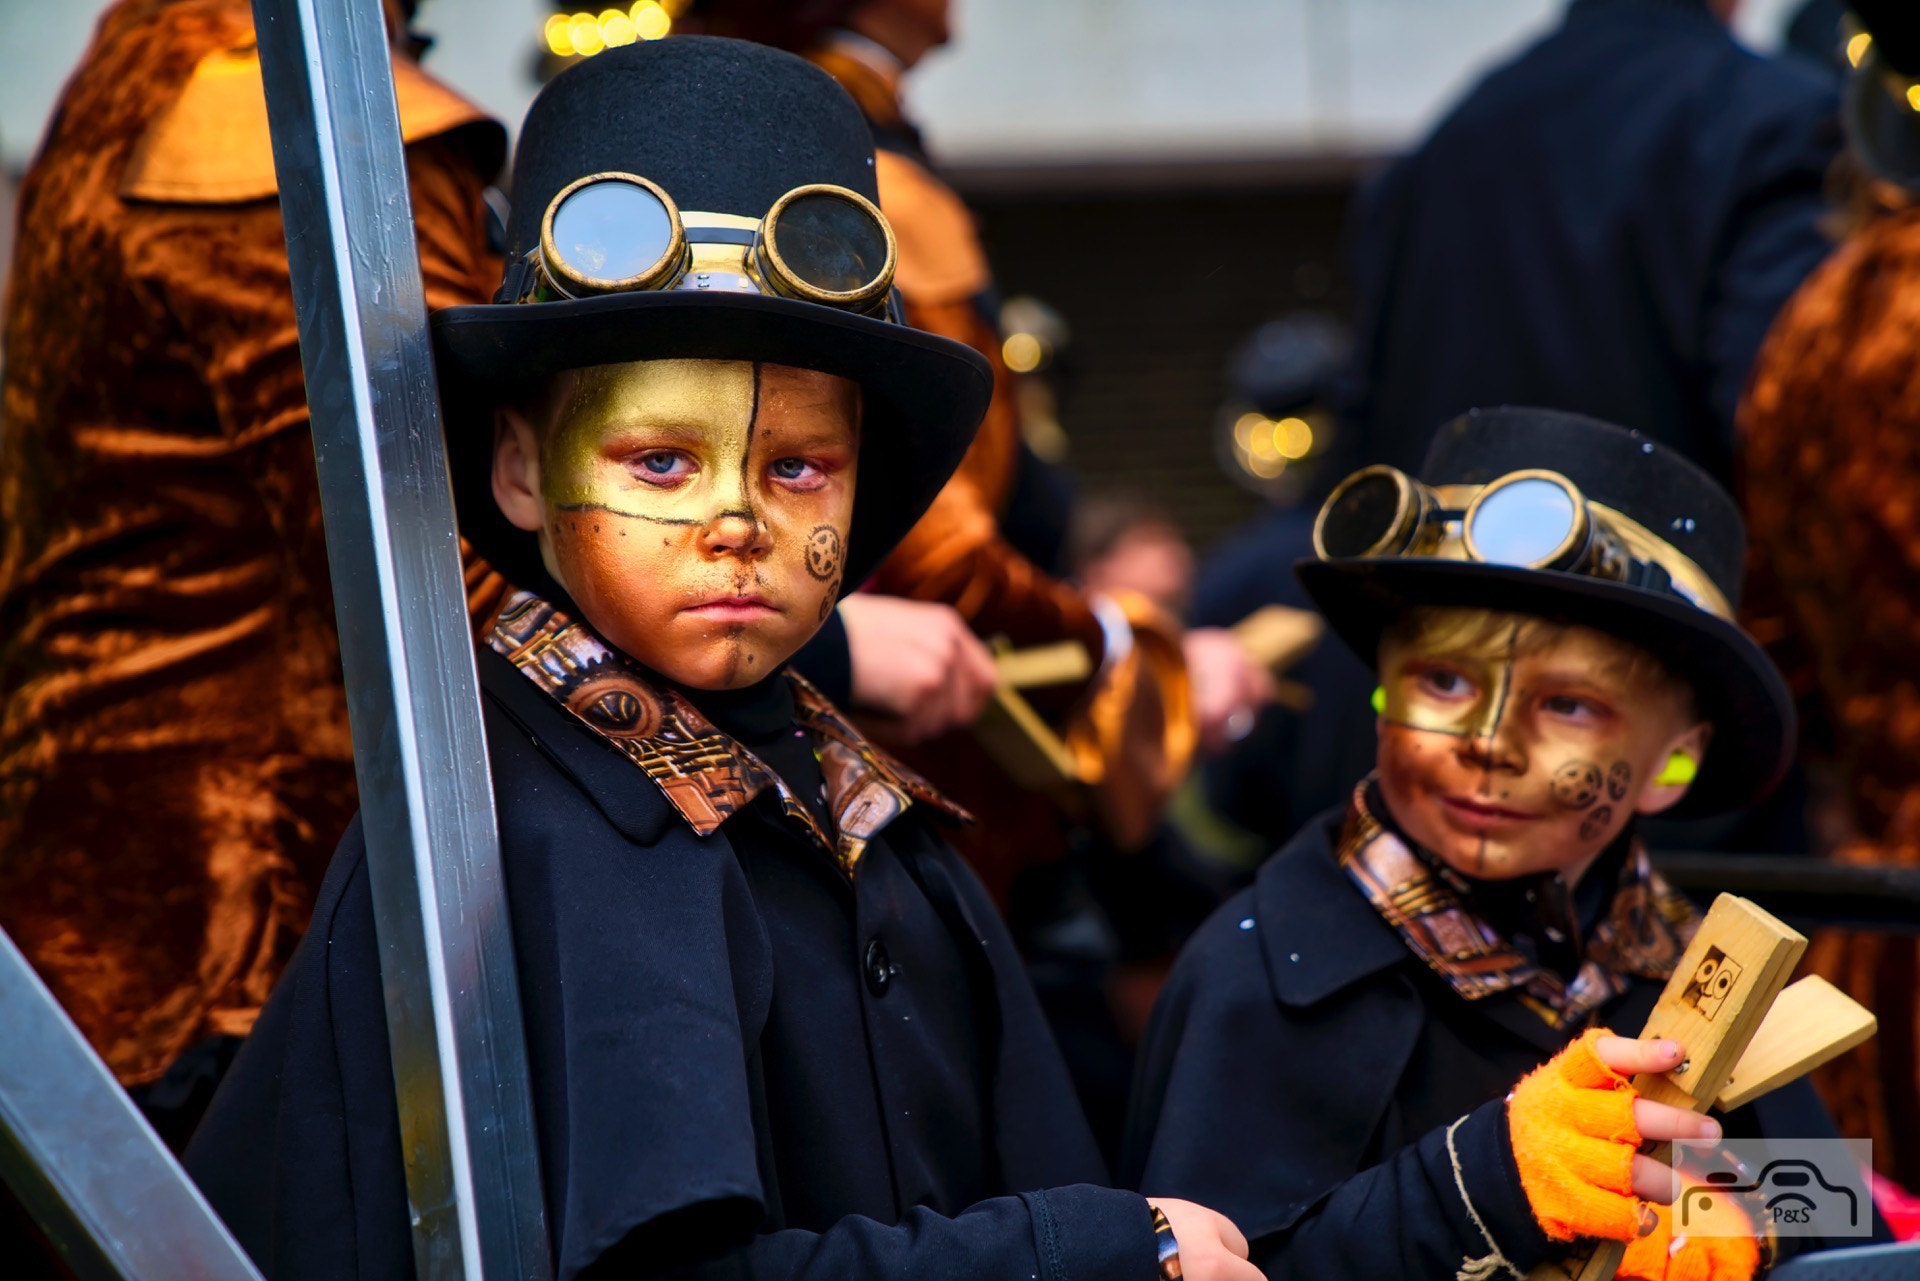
513, 171, 899, 317
1312, 463, 1732, 620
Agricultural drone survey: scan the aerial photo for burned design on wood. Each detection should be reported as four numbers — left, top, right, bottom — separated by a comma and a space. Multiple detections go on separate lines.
1681, 946, 1744, 1021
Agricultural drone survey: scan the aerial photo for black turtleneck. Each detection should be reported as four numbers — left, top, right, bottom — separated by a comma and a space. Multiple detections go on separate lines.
527, 580, 838, 837
672, 669, 836, 839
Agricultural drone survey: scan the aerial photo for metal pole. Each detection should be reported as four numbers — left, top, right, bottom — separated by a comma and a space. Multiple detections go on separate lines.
248, 2, 551, 1278
0, 927, 263, 1281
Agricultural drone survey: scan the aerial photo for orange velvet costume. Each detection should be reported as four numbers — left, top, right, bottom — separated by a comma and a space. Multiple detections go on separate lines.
0, 0, 503, 1086
807, 42, 1191, 901
1739, 197, 1920, 1186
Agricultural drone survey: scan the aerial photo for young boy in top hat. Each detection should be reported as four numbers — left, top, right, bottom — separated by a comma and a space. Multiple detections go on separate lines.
184, 36, 1258, 1281
1123, 409, 1862, 1279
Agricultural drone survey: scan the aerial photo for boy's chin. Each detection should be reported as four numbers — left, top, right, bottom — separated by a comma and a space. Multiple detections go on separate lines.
619, 629, 808, 692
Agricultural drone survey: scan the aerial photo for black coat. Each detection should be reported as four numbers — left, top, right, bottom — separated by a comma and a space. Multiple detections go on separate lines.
185, 647, 1154, 1280
1346, 0, 1840, 483
1122, 811, 1858, 1279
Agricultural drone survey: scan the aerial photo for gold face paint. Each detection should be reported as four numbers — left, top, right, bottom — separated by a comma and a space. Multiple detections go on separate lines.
1373, 609, 1696, 883
536, 358, 859, 690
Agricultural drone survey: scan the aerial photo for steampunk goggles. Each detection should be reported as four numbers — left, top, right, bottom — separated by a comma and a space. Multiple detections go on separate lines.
501, 171, 899, 317
1312, 464, 1732, 619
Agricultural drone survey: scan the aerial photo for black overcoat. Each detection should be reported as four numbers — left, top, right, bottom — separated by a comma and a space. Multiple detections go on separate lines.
1122, 811, 1861, 1279
1345, 0, 1839, 484
185, 648, 1154, 1280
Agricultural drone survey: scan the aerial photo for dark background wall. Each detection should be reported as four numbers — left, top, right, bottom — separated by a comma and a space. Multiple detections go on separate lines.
960, 164, 1363, 550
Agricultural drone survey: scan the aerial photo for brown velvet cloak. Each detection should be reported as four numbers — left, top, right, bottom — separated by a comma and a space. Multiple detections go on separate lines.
0, 0, 503, 1085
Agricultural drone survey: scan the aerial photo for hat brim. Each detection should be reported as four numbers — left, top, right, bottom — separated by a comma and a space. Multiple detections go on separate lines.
1293, 557, 1795, 818
432, 288, 992, 593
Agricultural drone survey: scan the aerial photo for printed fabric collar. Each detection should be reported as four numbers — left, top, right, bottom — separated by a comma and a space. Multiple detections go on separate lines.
488, 590, 967, 874
1336, 778, 1700, 1029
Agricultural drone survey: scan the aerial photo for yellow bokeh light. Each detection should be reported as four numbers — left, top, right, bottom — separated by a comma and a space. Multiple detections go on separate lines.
1247, 454, 1288, 479
1908, 84, 1920, 114
1847, 32, 1872, 68
632, 1, 672, 39
601, 11, 637, 44
1233, 411, 1267, 451
570, 14, 605, 56
1274, 416, 1314, 460
544, 12, 576, 56
1002, 332, 1044, 373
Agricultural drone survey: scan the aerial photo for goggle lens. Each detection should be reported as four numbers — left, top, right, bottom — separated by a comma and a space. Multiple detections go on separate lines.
1318, 469, 1411, 558
549, 178, 677, 289
1466, 476, 1579, 567
765, 190, 892, 299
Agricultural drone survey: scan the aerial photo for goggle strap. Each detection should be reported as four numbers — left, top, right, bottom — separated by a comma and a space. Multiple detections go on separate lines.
1627, 558, 1675, 596
496, 258, 536, 306
688, 226, 757, 247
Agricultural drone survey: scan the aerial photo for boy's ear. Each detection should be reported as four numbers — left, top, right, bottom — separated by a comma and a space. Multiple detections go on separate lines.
492, 406, 546, 533
1635, 721, 1713, 817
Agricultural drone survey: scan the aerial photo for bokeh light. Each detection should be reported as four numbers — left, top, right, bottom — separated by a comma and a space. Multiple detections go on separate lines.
1847, 32, 1872, 69
545, 4, 675, 61
1002, 332, 1046, 373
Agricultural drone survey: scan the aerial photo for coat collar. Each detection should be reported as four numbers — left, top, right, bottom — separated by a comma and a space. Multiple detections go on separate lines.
487, 590, 966, 874
1334, 780, 1698, 1030
1254, 813, 1413, 1007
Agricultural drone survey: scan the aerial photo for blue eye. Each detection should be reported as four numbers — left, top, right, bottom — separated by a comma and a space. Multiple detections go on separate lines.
628, 451, 692, 484
771, 458, 808, 479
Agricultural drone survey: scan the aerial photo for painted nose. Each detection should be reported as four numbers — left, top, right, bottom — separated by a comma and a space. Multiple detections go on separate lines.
700, 508, 771, 559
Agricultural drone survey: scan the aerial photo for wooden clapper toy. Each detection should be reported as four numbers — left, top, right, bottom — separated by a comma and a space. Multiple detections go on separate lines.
1527, 894, 1878, 1281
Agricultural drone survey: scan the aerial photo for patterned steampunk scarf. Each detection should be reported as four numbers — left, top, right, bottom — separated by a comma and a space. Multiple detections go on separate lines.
487, 590, 966, 876
1336, 778, 1700, 1029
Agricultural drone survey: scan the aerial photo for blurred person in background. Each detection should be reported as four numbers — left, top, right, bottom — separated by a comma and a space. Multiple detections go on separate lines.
1069, 491, 1193, 621
1738, 0, 1920, 1199
1345, 0, 1841, 489
1183, 315, 1377, 858
0, 0, 503, 1150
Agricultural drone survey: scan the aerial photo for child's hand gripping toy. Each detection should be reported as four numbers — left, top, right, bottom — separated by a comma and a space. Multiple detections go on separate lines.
1519, 894, 1876, 1281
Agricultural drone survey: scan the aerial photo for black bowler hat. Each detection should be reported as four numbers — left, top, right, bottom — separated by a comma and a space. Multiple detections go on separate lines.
432, 36, 991, 591
1295, 408, 1794, 817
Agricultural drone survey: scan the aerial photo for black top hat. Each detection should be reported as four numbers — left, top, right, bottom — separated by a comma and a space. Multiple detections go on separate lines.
432, 37, 991, 591
1295, 408, 1794, 817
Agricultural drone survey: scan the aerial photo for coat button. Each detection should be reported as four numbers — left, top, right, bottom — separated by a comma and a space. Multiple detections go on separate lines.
863, 938, 893, 997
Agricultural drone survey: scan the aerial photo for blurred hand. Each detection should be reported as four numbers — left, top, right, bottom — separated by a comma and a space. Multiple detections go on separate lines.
1183, 627, 1277, 756
839, 594, 998, 743
1144, 1198, 1262, 1281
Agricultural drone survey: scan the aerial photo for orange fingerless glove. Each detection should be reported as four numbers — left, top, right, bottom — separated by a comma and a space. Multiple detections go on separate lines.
1507, 1028, 1644, 1242
1618, 1199, 1760, 1281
